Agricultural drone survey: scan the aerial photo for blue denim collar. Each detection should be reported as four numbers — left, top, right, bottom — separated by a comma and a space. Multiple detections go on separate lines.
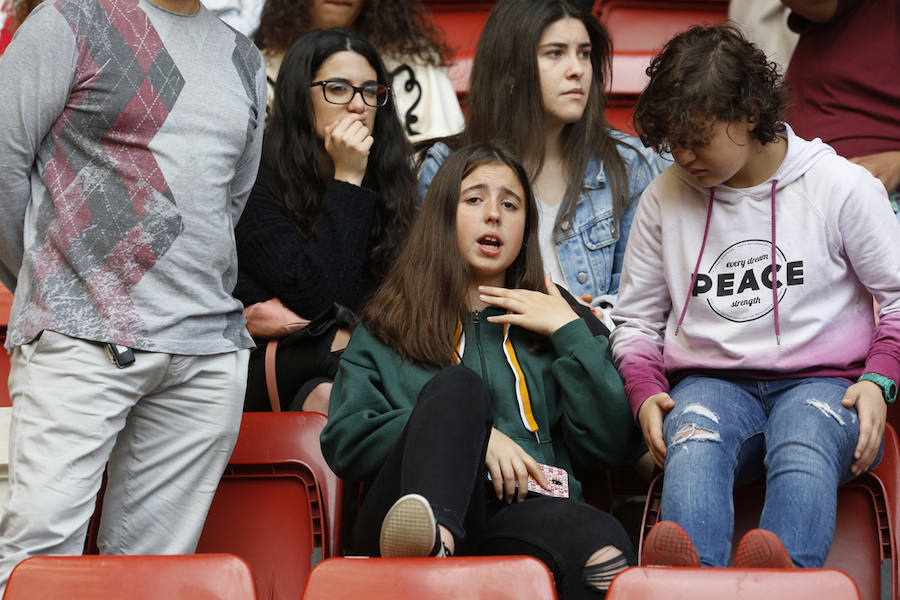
582, 155, 607, 190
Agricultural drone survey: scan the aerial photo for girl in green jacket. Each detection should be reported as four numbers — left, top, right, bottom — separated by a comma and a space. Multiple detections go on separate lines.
321, 143, 639, 598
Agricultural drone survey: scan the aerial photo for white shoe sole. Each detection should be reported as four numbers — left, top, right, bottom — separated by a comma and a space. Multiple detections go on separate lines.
379, 493, 437, 557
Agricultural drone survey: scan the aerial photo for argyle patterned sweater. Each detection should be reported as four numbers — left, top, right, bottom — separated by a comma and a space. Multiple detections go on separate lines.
0, 0, 265, 354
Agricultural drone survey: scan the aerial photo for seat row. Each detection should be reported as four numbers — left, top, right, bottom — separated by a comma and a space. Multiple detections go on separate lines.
2, 552, 865, 599
73, 412, 900, 600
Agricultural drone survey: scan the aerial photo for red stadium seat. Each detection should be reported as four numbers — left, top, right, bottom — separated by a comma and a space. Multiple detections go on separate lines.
605, 101, 640, 137
872, 423, 900, 579
195, 412, 343, 600
595, 1, 728, 55
640, 426, 900, 600
301, 556, 558, 600
607, 566, 861, 599
85, 412, 342, 598
425, 1, 493, 104
4, 554, 257, 599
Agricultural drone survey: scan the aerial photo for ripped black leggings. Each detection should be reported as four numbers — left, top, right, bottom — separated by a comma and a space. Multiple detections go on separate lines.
352, 365, 635, 598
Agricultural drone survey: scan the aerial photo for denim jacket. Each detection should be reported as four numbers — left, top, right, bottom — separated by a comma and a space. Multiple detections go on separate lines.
418, 130, 668, 305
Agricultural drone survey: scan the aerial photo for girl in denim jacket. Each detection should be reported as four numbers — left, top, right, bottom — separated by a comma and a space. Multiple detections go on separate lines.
417, 0, 665, 326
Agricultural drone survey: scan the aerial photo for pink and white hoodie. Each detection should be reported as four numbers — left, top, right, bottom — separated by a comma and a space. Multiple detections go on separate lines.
610, 124, 900, 416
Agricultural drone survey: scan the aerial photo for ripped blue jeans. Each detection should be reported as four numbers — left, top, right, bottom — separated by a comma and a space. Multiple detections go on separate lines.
661, 376, 883, 567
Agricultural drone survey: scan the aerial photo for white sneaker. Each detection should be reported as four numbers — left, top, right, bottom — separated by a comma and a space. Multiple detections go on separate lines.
379, 493, 441, 557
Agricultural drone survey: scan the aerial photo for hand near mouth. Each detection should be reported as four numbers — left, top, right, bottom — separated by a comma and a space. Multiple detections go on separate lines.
479, 274, 579, 336
324, 113, 373, 186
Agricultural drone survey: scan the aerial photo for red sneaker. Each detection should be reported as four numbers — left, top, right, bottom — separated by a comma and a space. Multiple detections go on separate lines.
641, 521, 700, 567
734, 529, 793, 568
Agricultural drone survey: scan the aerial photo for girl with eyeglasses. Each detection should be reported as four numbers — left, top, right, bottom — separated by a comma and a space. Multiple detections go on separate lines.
254, 0, 463, 143
234, 28, 418, 414
418, 0, 666, 331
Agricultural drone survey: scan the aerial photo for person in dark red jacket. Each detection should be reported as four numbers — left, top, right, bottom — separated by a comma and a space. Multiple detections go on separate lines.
783, 0, 900, 211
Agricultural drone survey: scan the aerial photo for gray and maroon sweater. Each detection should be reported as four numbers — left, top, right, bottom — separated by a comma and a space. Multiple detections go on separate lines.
0, 0, 265, 354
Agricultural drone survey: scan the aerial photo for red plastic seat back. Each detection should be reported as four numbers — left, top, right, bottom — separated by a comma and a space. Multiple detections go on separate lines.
595, 1, 728, 54
302, 556, 557, 600
0, 283, 11, 326
4, 554, 257, 600
426, 2, 492, 103
608, 566, 860, 599
195, 412, 342, 600
873, 423, 900, 558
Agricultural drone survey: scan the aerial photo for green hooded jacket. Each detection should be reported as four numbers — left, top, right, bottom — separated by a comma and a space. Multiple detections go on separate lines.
320, 307, 640, 501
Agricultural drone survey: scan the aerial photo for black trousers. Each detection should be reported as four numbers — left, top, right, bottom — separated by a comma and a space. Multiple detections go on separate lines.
352, 365, 635, 599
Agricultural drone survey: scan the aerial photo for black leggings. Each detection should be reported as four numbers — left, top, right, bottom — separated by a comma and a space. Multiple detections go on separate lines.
352, 365, 635, 599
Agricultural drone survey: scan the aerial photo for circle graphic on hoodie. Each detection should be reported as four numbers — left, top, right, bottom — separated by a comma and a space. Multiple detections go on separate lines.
692, 239, 802, 323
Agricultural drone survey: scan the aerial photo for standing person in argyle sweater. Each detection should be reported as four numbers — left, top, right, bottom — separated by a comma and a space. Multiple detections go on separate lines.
0, 0, 266, 589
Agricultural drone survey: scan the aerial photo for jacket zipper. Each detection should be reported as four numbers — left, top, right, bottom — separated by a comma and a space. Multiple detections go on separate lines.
472, 311, 490, 389
473, 310, 540, 445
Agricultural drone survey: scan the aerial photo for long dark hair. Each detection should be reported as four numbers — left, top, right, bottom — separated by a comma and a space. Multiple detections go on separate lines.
263, 28, 417, 271
254, 0, 449, 66
363, 143, 546, 367
634, 24, 788, 153
461, 0, 635, 230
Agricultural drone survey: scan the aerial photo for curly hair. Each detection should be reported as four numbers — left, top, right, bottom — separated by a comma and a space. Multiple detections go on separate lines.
263, 28, 418, 275
254, 0, 448, 66
633, 24, 788, 153
4, 0, 42, 27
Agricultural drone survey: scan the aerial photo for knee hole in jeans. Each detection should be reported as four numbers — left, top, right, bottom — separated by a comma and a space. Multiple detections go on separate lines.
673, 424, 720, 445
805, 399, 848, 426
583, 545, 628, 592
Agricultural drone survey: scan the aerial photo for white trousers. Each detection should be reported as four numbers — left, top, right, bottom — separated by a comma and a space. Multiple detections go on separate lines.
0, 331, 248, 591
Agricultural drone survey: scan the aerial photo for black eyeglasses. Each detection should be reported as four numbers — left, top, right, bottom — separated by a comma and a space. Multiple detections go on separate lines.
310, 79, 390, 107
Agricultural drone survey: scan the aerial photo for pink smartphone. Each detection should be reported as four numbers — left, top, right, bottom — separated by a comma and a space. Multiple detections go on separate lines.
527, 463, 569, 498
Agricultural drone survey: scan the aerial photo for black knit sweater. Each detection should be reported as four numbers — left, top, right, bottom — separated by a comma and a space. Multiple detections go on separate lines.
234, 170, 381, 317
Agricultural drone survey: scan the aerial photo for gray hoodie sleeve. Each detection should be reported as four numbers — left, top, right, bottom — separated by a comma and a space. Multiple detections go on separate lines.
0, 5, 76, 291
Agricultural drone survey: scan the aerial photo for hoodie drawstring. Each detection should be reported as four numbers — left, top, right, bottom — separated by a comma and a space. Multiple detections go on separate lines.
675, 181, 782, 345
675, 188, 715, 336
770, 179, 781, 345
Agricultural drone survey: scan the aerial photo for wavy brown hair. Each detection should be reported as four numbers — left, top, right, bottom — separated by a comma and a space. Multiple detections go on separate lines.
363, 143, 546, 367
5, 0, 41, 27
633, 24, 788, 153
254, 0, 449, 65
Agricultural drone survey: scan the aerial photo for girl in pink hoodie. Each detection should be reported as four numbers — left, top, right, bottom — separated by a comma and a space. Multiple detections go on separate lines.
610, 24, 900, 568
